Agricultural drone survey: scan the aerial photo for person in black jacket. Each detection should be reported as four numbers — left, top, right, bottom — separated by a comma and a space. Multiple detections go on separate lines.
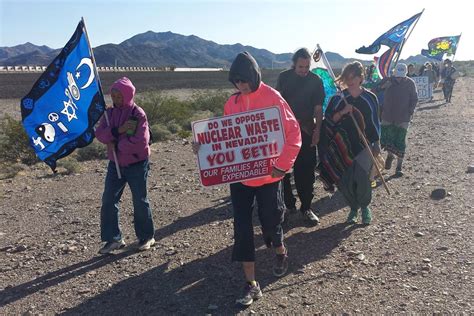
276, 48, 325, 225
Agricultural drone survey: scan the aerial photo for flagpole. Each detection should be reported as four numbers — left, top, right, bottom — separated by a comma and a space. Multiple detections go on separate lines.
81, 17, 122, 179
317, 44, 391, 195
392, 9, 424, 70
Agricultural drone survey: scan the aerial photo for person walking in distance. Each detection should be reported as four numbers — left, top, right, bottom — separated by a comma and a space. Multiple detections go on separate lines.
276, 48, 325, 225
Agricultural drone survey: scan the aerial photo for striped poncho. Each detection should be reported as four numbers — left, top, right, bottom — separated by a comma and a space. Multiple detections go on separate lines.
317, 89, 380, 187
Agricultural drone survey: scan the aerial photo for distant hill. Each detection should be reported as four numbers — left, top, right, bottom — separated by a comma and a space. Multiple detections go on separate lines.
0, 31, 369, 69
4, 32, 452, 70
0, 42, 55, 61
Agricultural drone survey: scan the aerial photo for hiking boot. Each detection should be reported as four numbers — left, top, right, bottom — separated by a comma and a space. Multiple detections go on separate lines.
346, 208, 358, 224
362, 207, 372, 225
384, 155, 394, 170
273, 246, 289, 277
137, 238, 156, 251
98, 239, 125, 254
235, 282, 263, 306
301, 208, 320, 225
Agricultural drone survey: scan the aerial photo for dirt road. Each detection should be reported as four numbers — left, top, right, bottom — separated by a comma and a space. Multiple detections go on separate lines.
0, 78, 473, 314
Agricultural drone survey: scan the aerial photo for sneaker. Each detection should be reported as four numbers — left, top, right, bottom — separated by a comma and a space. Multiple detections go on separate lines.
98, 239, 125, 254
384, 155, 394, 170
235, 282, 263, 306
301, 208, 320, 225
272, 246, 289, 277
361, 207, 372, 225
137, 238, 156, 251
346, 208, 358, 224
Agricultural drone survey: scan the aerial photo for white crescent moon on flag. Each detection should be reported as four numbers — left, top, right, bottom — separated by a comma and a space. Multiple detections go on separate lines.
76, 58, 95, 89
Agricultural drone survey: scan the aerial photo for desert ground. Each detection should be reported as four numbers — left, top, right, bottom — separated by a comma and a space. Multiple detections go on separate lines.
0, 75, 473, 314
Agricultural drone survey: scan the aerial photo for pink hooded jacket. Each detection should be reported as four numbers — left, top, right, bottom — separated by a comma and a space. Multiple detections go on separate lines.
226, 52, 301, 187
95, 77, 151, 167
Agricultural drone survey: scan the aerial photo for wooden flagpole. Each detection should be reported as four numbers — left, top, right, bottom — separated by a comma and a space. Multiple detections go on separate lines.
392, 9, 425, 71
81, 17, 121, 179
317, 44, 391, 195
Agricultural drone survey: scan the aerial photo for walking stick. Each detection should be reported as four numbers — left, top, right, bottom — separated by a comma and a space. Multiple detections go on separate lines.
315, 45, 391, 195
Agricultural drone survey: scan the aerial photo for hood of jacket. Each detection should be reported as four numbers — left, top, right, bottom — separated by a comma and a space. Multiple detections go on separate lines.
228, 52, 261, 92
111, 77, 136, 108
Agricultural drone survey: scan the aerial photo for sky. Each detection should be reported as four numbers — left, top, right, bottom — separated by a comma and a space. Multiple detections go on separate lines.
0, 0, 471, 61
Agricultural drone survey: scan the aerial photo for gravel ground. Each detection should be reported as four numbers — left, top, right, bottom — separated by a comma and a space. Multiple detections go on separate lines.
0, 78, 473, 314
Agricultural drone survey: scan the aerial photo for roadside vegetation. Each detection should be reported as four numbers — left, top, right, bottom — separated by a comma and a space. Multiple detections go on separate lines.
0, 89, 231, 179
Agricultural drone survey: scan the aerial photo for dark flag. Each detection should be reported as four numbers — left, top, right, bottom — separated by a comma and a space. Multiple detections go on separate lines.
20, 20, 105, 171
374, 43, 401, 78
421, 35, 461, 61
356, 11, 422, 54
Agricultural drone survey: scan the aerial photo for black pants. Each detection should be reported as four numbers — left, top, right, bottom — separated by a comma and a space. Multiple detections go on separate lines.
443, 80, 455, 102
283, 131, 316, 211
230, 181, 285, 262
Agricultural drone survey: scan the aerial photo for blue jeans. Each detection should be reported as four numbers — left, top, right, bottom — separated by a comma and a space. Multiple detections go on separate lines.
101, 159, 154, 242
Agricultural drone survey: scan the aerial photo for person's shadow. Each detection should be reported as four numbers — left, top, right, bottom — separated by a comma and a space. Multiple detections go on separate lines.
153, 197, 233, 243
1, 194, 359, 313
416, 100, 446, 111
61, 222, 361, 315
0, 198, 233, 308
0, 249, 135, 307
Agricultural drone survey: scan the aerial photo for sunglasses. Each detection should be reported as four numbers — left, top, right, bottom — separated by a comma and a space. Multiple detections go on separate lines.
234, 79, 248, 84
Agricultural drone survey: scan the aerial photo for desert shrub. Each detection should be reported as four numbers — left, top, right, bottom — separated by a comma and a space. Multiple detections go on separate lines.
58, 157, 81, 175
184, 110, 214, 131
135, 90, 231, 140
166, 121, 182, 134
0, 162, 26, 179
189, 90, 230, 116
76, 140, 107, 161
150, 123, 172, 141
137, 92, 193, 127
177, 130, 192, 138
0, 115, 38, 165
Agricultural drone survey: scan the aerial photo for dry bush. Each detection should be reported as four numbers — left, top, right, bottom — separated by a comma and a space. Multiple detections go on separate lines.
76, 139, 107, 161
57, 157, 81, 175
0, 115, 38, 165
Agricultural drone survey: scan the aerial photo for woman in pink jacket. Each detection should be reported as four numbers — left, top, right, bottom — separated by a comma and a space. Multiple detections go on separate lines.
222, 52, 301, 305
95, 77, 155, 254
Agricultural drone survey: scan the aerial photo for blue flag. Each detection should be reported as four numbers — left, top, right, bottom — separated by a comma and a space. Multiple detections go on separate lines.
356, 12, 422, 54
21, 20, 105, 171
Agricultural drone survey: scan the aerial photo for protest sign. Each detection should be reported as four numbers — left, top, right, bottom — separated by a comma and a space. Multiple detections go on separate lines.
412, 76, 432, 100
192, 107, 284, 186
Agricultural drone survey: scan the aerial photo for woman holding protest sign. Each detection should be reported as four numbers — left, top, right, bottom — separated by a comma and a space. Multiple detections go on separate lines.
193, 51, 301, 306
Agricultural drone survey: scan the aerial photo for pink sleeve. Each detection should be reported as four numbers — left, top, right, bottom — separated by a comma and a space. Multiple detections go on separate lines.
273, 96, 301, 172
117, 109, 149, 152
95, 110, 115, 144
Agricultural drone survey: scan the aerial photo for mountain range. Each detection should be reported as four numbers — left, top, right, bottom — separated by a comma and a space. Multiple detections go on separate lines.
0, 31, 435, 69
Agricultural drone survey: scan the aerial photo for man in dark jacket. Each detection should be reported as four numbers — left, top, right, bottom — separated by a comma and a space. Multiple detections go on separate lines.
276, 48, 325, 225
380, 63, 418, 176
